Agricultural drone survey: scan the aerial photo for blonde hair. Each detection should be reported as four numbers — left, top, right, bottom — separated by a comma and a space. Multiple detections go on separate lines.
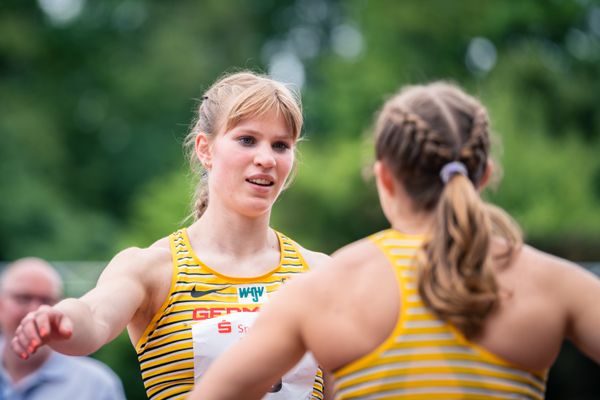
374, 82, 521, 338
183, 71, 303, 220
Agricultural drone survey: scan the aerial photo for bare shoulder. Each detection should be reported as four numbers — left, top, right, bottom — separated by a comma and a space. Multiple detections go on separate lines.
296, 245, 331, 270
327, 238, 391, 292
505, 244, 600, 300
275, 238, 387, 301
515, 244, 592, 281
296, 238, 387, 292
96, 236, 174, 336
286, 237, 398, 370
332, 237, 383, 264
100, 237, 172, 283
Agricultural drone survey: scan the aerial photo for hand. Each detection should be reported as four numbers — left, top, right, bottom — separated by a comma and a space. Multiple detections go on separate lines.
11, 305, 73, 359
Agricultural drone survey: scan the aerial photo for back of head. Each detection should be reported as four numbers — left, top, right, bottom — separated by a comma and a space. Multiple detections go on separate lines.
0, 258, 63, 295
184, 71, 303, 220
374, 82, 521, 338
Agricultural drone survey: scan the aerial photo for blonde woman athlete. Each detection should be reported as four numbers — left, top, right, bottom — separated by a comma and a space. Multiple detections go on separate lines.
12, 71, 330, 400
190, 82, 600, 399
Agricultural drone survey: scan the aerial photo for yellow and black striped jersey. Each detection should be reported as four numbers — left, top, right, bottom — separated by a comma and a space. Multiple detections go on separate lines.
136, 228, 325, 400
333, 229, 547, 400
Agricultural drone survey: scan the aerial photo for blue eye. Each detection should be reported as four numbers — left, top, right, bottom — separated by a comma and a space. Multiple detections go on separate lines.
238, 136, 255, 146
273, 141, 291, 152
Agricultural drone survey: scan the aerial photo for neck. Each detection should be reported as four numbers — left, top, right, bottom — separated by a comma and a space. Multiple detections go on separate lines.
388, 201, 435, 236
189, 202, 274, 257
382, 178, 435, 235
2, 337, 52, 383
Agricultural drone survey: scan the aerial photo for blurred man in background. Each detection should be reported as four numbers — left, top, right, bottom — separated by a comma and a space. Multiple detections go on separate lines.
0, 257, 126, 400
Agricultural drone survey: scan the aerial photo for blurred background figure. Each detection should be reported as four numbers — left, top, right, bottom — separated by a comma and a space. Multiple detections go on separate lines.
0, 258, 126, 400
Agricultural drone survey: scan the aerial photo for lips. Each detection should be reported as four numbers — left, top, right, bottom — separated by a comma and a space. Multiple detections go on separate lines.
246, 175, 275, 187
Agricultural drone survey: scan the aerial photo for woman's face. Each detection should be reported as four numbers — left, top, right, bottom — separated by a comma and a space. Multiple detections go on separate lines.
200, 108, 296, 218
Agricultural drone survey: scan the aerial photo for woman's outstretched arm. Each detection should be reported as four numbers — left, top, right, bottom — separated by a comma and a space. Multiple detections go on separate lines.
11, 246, 162, 357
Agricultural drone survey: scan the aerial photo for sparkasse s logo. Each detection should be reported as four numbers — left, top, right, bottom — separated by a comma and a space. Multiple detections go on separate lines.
217, 320, 232, 333
237, 284, 268, 304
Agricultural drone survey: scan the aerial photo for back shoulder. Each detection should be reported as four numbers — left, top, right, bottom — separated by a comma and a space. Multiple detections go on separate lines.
508, 244, 598, 296
332, 238, 387, 270
307, 238, 389, 288
516, 245, 585, 278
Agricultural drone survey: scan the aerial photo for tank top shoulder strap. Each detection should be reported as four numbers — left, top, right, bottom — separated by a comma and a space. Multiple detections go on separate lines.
368, 228, 423, 296
369, 228, 425, 331
135, 228, 193, 352
169, 228, 198, 267
334, 230, 423, 379
274, 230, 311, 272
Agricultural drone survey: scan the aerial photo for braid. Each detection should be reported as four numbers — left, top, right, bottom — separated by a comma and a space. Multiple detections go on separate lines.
459, 107, 490, 184
376, 103, 455, 211
378, 109, 430, 167
375, 82, 522, 338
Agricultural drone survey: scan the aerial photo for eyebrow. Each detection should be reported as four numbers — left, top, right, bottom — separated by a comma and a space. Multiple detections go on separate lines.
236, 128, 294, 140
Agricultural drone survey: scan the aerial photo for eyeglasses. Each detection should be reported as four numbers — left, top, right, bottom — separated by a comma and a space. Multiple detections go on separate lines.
5, 292, 59, 306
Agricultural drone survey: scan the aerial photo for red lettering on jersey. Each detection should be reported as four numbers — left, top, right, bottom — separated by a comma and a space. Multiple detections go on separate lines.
192, 306, 260, 320
210, 308, 225, 318
193, 308, 208, 320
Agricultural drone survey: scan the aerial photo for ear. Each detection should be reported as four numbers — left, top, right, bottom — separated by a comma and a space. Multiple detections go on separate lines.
374, 161, 395, 197
478, 159, 493, 190
195, 133, 212, 170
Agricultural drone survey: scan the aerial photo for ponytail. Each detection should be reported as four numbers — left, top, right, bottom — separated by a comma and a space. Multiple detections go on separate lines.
418, 174, 521, 338
374, 81, 523, 338
193, 183, 209, 220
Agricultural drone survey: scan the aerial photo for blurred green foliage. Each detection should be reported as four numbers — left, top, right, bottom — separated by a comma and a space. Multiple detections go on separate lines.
2, 0, 600, 398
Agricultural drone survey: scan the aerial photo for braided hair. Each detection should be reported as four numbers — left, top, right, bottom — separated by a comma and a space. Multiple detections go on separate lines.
375, 82, 521, 338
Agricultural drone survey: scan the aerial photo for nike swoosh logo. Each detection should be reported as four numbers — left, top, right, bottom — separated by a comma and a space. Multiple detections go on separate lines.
190, 286, 229, 298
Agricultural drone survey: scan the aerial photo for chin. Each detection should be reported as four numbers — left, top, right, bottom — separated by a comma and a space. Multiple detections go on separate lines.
241, 201, 274, 218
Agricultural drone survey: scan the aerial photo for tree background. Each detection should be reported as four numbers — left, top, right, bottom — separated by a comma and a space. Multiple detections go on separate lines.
1, 0, 599, 398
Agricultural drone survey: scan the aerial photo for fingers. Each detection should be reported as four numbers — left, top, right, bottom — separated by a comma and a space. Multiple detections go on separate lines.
58, 315, 73, 338
34, 305, 53, 339
10, 305, 71, 359
22, 319, 43, 354
12, 313, 41, 359
11, 335, 29, 360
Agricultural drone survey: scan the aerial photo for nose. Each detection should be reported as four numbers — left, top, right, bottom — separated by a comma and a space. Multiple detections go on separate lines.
254, 144, 276, 169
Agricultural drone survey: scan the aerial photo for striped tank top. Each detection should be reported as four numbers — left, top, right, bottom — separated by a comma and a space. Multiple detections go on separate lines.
136, 228, 325, 400
333, 229, 547, 399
